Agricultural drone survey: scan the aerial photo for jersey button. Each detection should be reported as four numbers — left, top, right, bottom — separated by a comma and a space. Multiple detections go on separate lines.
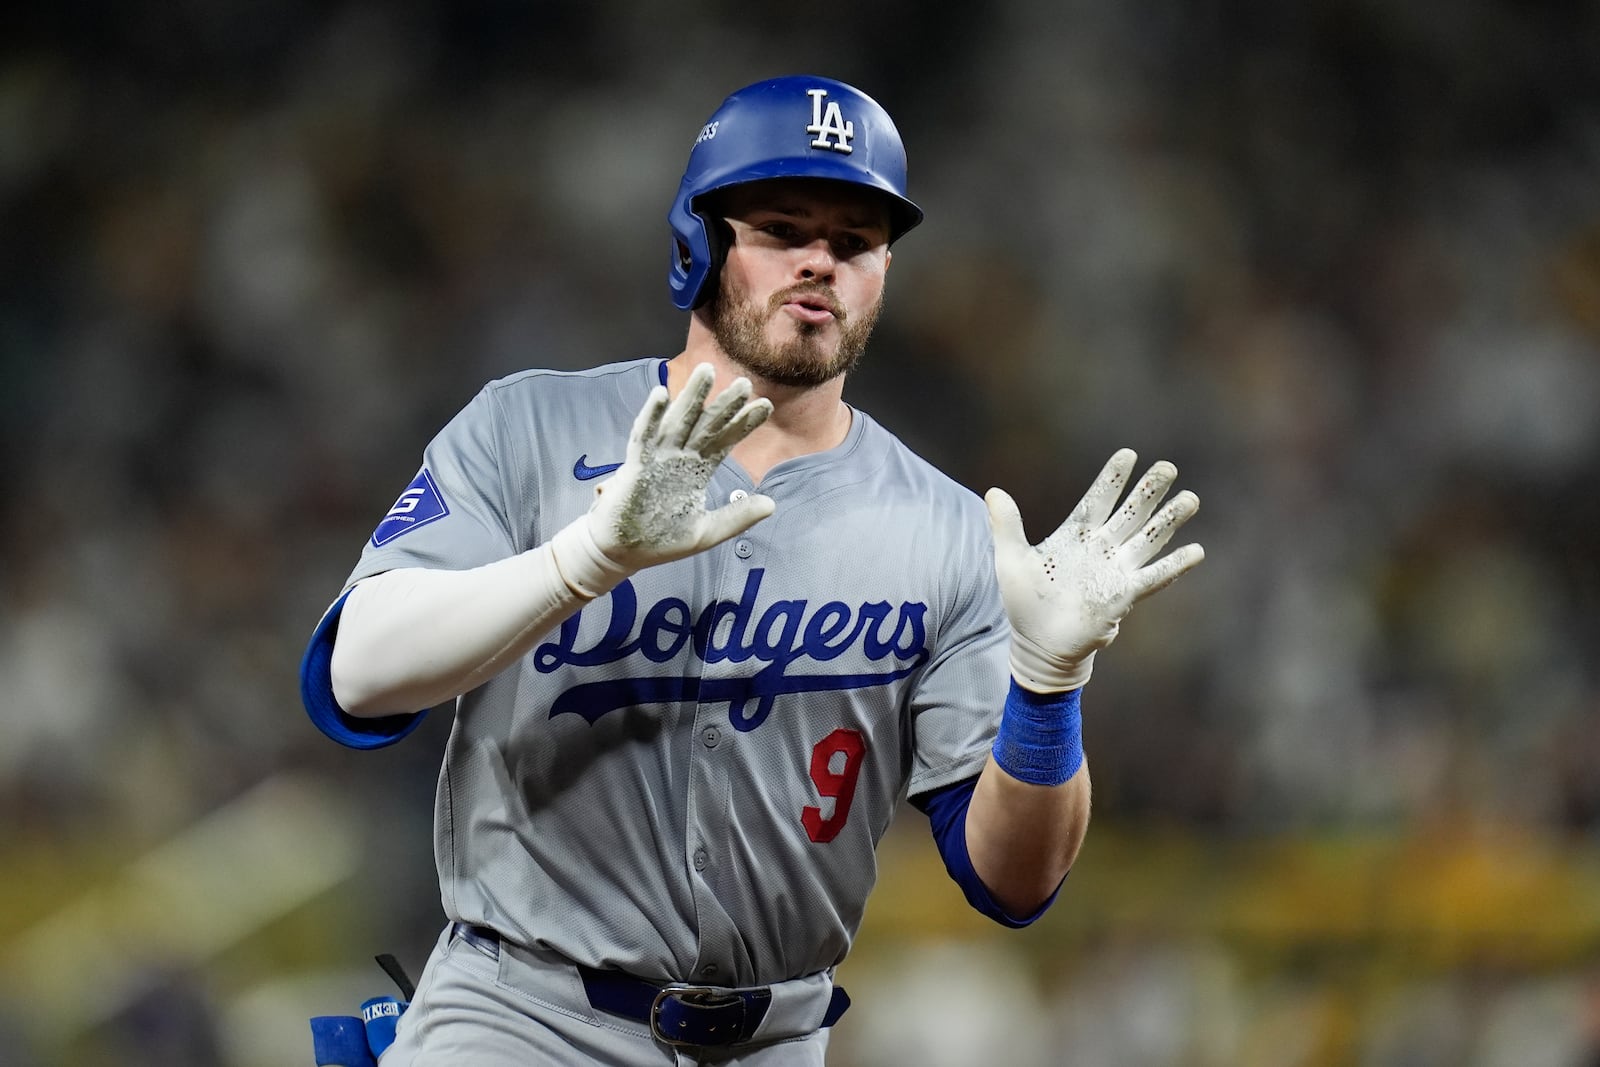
729, 489, 748, 503
701, 964, 718, 978
734, 540, 753, 559
693, 848, 709, 871
702, 726, 721, 749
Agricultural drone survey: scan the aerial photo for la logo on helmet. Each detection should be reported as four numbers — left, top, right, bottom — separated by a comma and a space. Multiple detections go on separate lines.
806, 88, 855, 154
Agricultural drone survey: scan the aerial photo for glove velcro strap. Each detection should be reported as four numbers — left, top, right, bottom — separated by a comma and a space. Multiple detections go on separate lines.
1008, 634, 1094, 693
992, 682, 1084, 787
550, 516, 634, 599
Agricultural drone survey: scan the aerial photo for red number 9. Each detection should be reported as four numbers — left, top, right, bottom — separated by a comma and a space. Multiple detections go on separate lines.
802, 728, 866, 843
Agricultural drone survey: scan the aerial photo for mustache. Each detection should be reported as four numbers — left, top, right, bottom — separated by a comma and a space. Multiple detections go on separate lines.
768, 284, 845, 322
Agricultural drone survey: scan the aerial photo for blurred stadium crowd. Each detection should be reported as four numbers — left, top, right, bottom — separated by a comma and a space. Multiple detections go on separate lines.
2, 1, 1598, 1064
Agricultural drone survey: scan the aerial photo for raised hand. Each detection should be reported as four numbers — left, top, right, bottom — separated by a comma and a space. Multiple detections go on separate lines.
588, 362, 775, 570
985, 449, 1204, 692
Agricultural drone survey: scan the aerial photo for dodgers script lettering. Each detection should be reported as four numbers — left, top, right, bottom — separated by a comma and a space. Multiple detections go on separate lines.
534, 569, 929, 731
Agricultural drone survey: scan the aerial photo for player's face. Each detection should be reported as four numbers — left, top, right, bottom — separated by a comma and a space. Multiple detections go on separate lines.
707, 180, 891, 388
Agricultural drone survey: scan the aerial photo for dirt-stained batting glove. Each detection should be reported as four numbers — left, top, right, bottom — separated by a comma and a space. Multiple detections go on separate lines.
551, 363, 775, 598
985, 449, 1204, 692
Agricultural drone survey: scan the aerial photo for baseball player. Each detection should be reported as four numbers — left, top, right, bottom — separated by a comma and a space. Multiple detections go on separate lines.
300, 75, 1202, 1065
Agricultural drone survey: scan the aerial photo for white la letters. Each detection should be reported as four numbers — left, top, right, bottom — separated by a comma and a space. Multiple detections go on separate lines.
806, 88, 855, 154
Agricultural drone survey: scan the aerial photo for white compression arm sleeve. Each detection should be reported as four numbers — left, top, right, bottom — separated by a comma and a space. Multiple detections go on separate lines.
330, 518, 631, 717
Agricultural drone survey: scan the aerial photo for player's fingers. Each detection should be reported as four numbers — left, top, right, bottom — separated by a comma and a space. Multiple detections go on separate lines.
627, 385, 671, 464
687, 376, 754, 453
1100, 460, 1176, 546
1129, 542, 1205, 603
1068, 449, 1139, 529
661, 363, 717, 448
984, 487, 1030, 554
1117, 489, 1198, 567
702, 397, 773, 459
695, 494, 777, 549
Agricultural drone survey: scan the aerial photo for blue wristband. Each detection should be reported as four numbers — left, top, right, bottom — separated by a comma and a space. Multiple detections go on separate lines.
991, 681, 1084, 786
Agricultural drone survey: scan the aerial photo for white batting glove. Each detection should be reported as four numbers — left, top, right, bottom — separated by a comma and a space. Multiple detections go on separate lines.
985, 449, 1204, 692
552, 363, 775, 597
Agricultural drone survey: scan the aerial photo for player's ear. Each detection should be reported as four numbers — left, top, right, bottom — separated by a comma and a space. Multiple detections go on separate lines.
884, 249, 892, 272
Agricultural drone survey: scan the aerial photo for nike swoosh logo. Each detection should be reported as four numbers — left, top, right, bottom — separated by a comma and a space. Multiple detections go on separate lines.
573, 455, 624, 481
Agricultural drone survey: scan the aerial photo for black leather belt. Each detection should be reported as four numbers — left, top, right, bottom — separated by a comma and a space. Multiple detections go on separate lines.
451, 923, 849, 1048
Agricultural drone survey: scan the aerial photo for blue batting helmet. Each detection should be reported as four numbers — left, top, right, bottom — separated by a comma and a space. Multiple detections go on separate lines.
667, 75, 924, 311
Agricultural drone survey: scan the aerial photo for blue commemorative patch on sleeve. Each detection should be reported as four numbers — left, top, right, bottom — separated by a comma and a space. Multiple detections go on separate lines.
371, 469, 450, 546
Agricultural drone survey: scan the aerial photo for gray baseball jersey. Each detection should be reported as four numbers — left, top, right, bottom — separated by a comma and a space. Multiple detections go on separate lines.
330, 356, 1010, 988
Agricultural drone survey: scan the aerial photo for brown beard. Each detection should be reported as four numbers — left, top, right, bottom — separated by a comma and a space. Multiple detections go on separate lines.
708, 271, 882, 388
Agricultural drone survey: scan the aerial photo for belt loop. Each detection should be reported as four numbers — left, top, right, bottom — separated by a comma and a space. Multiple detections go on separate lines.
451, 921, 502, 960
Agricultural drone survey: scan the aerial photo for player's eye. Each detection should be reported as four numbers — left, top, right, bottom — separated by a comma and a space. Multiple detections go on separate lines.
833, 232, 872, 256
758, 221, 800, 240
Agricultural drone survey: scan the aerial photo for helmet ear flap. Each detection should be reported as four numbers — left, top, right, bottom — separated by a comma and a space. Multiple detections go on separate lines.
678, 200, 733, 311
696, 217, 733, 310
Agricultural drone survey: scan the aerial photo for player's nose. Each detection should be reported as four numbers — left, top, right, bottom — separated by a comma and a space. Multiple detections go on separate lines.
794, 238, 837, 282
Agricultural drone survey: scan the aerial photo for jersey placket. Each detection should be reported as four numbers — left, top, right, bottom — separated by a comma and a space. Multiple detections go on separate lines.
681, 471, 762, 985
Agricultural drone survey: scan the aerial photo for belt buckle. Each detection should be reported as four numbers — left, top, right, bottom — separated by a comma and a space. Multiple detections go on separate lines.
650, 984, 744, 1048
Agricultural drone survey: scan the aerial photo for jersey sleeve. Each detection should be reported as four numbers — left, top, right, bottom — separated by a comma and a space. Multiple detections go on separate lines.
299, 589, 431, 749
345, 383, 526, 583
910, 776, 1063, 927
300, 383, 527, 748
905, 500, 1011, 798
